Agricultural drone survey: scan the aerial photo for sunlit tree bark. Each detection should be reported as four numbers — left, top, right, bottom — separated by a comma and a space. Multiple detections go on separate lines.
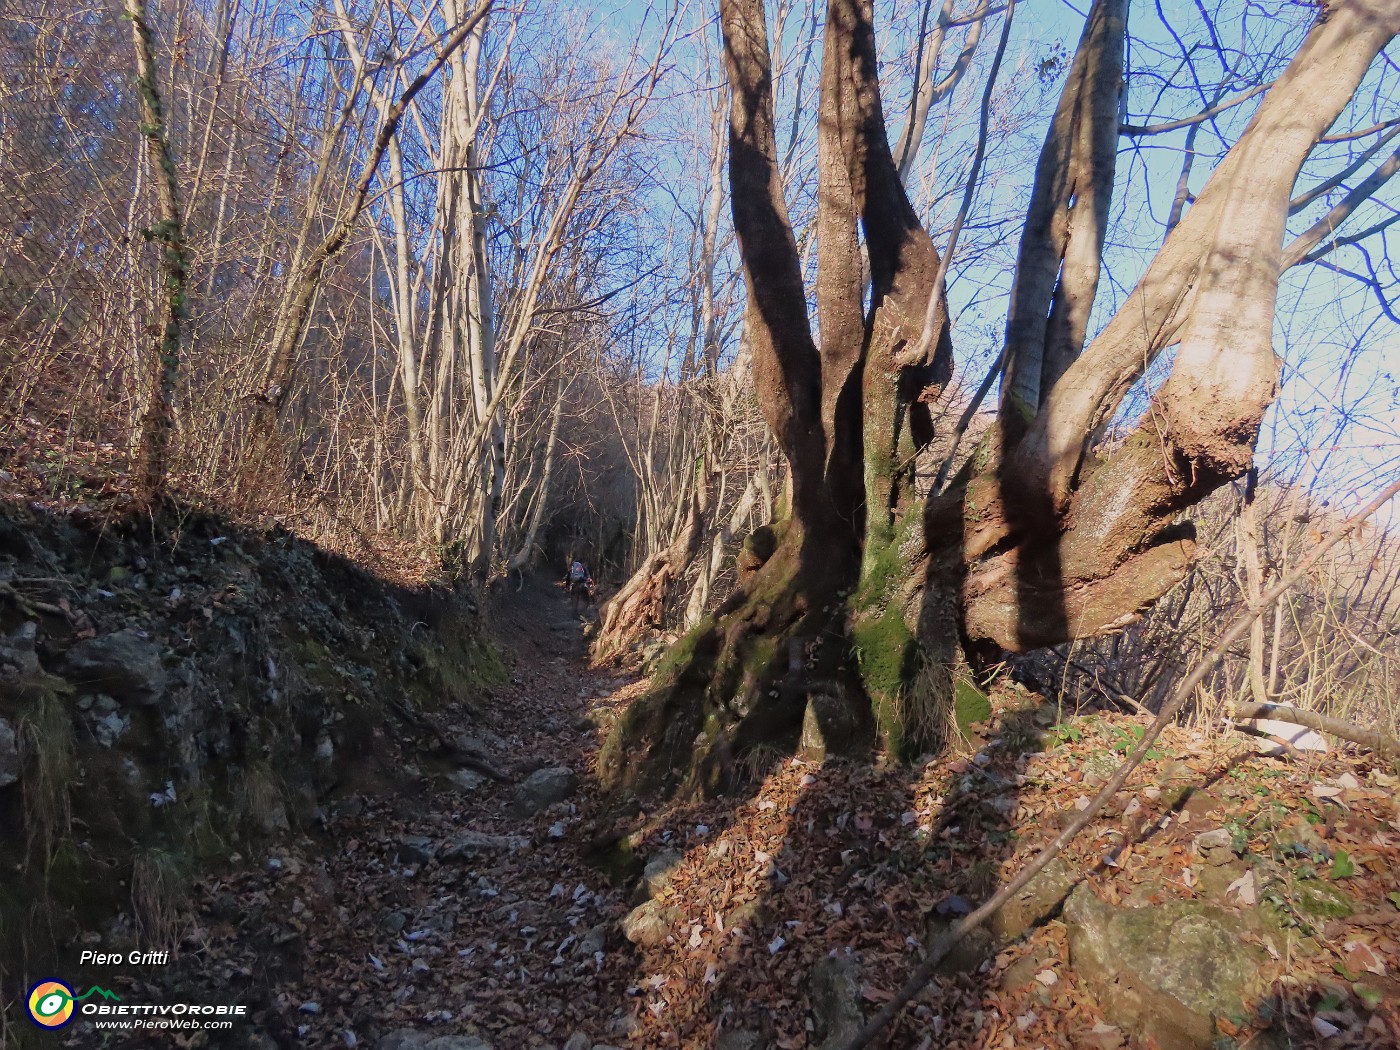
602, 0, 1400, 797
126, 0, 189, 502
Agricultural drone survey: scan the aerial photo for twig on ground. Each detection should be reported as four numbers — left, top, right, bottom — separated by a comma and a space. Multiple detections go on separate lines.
1232, 701, 1400, 759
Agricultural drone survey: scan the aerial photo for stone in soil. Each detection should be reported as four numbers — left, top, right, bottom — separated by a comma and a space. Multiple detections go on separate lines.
621, 899, 679, 948
446, 769, 487, 791
1064, 882, 1267, 1050
396, 835, 436, 865
638, 848, 684, 901
62, 629, 167, 704
0, 716, 18, 787
509, 765, 579, 816
990, 856, 1077, 940
808, 955, 863, 1050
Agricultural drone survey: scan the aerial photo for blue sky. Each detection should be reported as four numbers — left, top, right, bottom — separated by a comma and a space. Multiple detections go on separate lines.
340, 0, 1395, 506
593, 0, 1399, 504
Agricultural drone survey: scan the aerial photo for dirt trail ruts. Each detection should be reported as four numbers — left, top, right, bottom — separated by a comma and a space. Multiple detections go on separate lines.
93, 574, 647, 1050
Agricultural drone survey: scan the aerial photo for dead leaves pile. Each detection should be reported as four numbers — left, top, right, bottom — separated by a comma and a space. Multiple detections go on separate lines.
147, 642, 1399, 1050
610, 702, 1400, 1049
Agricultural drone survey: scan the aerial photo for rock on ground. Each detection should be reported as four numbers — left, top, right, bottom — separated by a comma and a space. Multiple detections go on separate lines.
621, 898, 679, 948
438, 830, 528, 861
62, 629, 167, 704
561, 1036, 623, 1050
808, 955, 863, 1050
799, 686, 865, 762
713, 1031, 764, 1050
1064, 883, 1266, 1050
990, 856, 1076, 940
0, 622, 40, 677
0, 716, 18, 787
396, 835, 436, 865
377, 1032, 428, 1050
445, 769, 486, 791
508, 765, 579, 816
639, 848, 683, 901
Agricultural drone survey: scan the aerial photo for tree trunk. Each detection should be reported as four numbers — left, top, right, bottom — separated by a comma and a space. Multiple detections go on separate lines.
254, 1, 493, 419
127, 0, 189, 503
506, 374, 568, 571
601, 0, 1399, 799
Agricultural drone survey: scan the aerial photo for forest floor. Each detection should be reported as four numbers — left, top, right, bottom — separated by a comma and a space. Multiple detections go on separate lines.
78, 574, 1400, 1050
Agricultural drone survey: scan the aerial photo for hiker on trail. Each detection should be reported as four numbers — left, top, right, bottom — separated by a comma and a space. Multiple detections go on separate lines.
566, 559, 596, 613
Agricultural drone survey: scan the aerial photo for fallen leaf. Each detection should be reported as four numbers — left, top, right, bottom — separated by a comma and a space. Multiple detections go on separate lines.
1342, 941, 1386, 975
1330, 849, 1355, 880
1312, 1017, 1341, 1038
1226, 871, 1257, 905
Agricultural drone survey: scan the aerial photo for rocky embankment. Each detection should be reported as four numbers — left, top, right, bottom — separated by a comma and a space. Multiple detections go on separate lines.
0, 500, 502, 1029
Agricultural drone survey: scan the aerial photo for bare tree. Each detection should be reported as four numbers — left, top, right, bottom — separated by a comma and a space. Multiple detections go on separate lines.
602, 0, 1400, 796
125, 0, 190, 501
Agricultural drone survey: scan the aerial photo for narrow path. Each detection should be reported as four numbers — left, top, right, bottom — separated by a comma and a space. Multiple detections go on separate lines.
92, 576, 1400, 1050
132, 576, 646, 1050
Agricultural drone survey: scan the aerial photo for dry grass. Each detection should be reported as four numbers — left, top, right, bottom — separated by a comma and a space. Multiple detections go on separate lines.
19, 691, 75, 863
131, 849, 188, 949
1030, 483, 1400, 743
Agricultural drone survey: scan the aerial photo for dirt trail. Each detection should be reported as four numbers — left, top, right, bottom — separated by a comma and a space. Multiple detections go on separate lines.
75, 573, 1400, 1050
108, 575, 646, 1049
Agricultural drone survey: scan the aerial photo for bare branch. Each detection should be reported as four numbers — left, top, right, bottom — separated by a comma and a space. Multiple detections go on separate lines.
905, 0, 1017, 369
1290, 123, 1400, 213
1320, 115, 1400, 143
1283, 140, 1400, 267
1234, 701, 1400, 758
257, 0, 496, 410
1119, 79, 1271, 137
892, 0, 998, 178
999, 0, 1126, 424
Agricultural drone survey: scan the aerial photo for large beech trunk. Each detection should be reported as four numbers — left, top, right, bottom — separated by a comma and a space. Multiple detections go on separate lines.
600, 0, 1400, 798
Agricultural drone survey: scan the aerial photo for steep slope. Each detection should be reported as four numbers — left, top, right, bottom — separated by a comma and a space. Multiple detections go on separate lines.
0, 494, 505, 1041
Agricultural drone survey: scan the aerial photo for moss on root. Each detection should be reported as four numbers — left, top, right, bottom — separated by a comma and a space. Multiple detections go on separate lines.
598, 622, 720, 797
605, 498, 975, 791
851, 509, 950, 762
853, 602, 917, 758
599, 539, 835, 797
953, 677, 992, 739
651, 617, 713, 688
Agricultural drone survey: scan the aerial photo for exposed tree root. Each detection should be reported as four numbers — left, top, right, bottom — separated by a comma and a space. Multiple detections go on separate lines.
599, 537, 877, 797
842, 476, 1400, 1050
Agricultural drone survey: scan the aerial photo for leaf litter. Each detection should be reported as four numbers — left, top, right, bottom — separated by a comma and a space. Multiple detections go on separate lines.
132, 595, 1400, 1050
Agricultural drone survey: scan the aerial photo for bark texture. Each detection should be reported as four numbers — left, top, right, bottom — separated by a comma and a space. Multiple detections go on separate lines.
601, 0, 1398, 798
126, 0, 189, 502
